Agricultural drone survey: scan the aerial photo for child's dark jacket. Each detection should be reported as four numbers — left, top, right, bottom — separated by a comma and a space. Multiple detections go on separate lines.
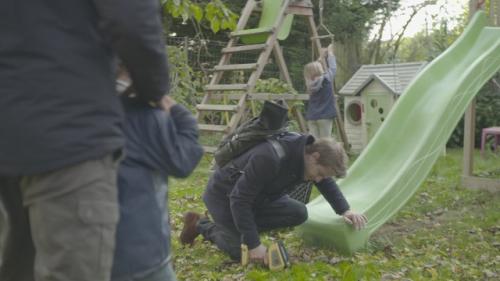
112, 100, 203, 280
306, 54, 337, 120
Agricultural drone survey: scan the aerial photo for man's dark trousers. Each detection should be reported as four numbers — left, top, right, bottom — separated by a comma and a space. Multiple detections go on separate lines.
198, 193, 307, 260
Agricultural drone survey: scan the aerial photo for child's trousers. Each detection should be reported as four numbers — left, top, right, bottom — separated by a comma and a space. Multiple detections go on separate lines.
307, 119, 333, 139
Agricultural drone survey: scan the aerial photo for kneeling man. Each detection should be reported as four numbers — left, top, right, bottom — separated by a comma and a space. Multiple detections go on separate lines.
180, 134, 367, 263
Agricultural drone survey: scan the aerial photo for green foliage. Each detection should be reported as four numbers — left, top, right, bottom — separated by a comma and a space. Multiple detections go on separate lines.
204, 0, 238, 32
161, 0, 237, 33
321, 0, 400, 43
396, 19, 464, 63
254, 78, 297, 94
169, 149, 500, 280
166, 45, 203, 109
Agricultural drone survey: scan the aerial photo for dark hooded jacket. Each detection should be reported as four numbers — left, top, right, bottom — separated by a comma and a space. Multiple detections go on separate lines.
0, 0, 169, 175
205, 133, 350, 249
112, 100, 203, 280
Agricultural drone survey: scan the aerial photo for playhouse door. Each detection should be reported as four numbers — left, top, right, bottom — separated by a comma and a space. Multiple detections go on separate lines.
364, 93, 392, 143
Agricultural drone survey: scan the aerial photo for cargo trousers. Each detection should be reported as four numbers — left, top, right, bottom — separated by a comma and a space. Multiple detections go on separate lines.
0, 152, 120, 281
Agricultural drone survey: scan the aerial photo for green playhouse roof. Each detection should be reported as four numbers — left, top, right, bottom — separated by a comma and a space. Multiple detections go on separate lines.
339, 62, 427, 96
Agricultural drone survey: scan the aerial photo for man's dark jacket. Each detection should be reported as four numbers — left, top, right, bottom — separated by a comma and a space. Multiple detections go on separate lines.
0, 0, 169, 175
205, 133, 350, 249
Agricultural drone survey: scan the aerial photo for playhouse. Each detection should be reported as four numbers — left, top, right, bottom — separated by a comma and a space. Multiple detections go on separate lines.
338, 62, 427, 153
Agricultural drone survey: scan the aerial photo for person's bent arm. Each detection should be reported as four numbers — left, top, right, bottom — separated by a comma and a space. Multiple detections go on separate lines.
315, 177, 349, 214
93, 0, 169, 103
155, 99, 203, 177
316, 178, 367, 230
150, 99, 202, 177
121, 96, 203, 177
324, 44, 337, 82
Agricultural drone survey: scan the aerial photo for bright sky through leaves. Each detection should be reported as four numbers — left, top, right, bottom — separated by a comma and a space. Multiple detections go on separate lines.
374, 0, 467, 40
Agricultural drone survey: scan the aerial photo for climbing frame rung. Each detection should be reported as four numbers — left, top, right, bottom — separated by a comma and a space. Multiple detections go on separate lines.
203, 146, 217, 154
230, 27, 274, 38
196, 104, 239, 112
209, 93, 310, 101
204, 84, 248, 91
222, 44, 268, 53
198, 124, 229, 133
213, 63, 258, 72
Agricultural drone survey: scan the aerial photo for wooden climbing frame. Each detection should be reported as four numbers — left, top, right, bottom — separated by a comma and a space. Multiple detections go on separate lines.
196, 0, 350, 153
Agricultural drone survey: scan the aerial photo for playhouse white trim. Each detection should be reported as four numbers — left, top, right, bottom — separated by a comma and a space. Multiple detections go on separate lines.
339, 62, 427, 153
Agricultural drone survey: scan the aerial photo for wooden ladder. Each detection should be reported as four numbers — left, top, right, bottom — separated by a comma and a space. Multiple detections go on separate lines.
196, 0, 293, 153
197, 0, 350, 153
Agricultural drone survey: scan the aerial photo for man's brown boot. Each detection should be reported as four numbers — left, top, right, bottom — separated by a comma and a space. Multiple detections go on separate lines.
180, 211, 202, 245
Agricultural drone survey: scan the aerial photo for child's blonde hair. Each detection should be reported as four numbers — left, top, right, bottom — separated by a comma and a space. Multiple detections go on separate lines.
303, 61, 324, 89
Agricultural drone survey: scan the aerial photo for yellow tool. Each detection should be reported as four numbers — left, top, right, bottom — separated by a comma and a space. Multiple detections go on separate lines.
241, 241, 290, 271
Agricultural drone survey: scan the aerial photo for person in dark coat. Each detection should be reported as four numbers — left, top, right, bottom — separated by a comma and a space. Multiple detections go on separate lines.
111, 79, 203, 281
180, 135, 367, 263
0, 1, 169, 280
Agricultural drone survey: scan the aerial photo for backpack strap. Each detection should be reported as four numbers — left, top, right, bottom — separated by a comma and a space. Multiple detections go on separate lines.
267, 138, 286, 161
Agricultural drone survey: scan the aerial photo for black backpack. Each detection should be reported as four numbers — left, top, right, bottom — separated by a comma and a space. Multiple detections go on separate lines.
214, 101, 314, 204
214, 101, 289, 168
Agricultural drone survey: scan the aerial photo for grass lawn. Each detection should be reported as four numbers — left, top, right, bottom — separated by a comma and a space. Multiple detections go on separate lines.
168, 149, 499, 281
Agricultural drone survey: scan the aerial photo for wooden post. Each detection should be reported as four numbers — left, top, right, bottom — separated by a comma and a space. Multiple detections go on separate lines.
271, 41, 308, 132
463, 0, 479, 178
462, 0, 478, 179
272, 42, 292, 84
460, 0, 500, 192
306, 15, 323, 58
463, 99, 476, 176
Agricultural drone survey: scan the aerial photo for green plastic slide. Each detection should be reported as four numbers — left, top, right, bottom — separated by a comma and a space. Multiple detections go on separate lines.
238, 0, 294, 44
298, 11, 500, 255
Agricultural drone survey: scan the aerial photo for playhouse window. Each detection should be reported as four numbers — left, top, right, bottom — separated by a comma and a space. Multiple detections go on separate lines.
347, 102, 362, 125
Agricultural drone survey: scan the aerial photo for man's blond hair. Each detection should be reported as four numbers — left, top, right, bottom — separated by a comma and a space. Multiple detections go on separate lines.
305, 138, 348, 178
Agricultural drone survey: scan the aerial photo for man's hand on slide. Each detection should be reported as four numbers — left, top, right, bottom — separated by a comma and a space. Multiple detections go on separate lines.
249, 244, 268, 265
342, 210, 368, 230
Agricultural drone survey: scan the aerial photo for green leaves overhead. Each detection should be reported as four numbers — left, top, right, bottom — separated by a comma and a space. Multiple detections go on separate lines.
161, 0, 237, 33
189, 4, 203, 23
